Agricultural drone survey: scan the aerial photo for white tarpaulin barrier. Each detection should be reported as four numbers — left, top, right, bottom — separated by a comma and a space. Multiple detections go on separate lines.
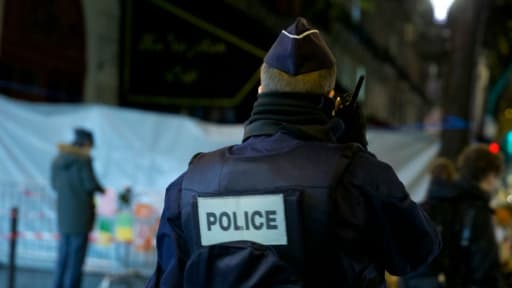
0, 95, 439, 273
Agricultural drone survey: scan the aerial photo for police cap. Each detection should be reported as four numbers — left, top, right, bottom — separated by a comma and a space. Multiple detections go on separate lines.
263, 17, 336, 76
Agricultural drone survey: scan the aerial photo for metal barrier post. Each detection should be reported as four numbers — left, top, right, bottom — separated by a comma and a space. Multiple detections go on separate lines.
7, 206, 18, 288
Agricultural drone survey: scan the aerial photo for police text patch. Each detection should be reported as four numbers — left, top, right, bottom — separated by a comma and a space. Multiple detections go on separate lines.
197, 194, 287, 246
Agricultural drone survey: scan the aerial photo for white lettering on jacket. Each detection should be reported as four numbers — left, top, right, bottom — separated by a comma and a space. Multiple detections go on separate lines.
197, 194, 287, 246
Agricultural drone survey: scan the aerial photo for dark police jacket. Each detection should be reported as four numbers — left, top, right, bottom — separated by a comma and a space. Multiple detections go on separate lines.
146, 133, 440, 287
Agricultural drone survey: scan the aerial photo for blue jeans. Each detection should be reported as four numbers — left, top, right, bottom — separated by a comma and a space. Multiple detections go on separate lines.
54, 233, 89, 288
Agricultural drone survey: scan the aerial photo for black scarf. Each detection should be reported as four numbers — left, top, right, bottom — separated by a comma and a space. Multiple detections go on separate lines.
243, 92, 344, 142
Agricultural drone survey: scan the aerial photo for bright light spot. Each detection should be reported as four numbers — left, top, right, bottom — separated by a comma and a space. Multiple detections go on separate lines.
429, 0, 455, 24
507, 194, 512, 203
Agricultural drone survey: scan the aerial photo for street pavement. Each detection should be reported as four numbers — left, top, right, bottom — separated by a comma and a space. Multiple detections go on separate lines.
0, 264, 148, 288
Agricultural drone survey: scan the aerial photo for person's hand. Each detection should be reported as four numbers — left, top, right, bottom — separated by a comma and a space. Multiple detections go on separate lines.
335, 102, 368, 149
119, 186, 132, 206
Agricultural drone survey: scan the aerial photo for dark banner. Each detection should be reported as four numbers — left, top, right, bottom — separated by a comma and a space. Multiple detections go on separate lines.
120, 0, 275, 109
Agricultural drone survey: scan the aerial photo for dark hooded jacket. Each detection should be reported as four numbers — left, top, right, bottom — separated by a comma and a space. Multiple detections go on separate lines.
402, 179, 503, 288
448, 180, 503, 288
50, 144, 103, 234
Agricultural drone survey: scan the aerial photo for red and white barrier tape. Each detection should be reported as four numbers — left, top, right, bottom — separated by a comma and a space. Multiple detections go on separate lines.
0, 210, 48, 219
0, 232, 127, 244
0, 231, 59, 241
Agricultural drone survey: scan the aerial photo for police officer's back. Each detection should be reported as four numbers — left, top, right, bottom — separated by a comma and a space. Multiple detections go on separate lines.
146, 17, 440, 288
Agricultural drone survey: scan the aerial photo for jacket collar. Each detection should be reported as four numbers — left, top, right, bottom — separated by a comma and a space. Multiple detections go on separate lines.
58, 144, 90, 158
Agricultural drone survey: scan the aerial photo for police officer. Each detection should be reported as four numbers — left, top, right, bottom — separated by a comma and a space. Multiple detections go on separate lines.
146, 17, 440, 287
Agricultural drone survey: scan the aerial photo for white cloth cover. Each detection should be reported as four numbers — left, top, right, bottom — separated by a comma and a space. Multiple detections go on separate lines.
0, 95, 439, 272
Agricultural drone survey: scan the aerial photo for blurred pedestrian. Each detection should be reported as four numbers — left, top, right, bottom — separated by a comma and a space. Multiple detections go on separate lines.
50, 128, 105, 288
399, 157, 457, 288
452, 144, 505, 287
401, 145, 505, 288
146, 17, 440, 287
495, 204, 512, 267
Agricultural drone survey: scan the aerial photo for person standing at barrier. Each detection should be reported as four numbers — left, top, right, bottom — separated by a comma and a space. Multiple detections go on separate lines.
146, 17, 440, 287
51, 128, 105, 288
